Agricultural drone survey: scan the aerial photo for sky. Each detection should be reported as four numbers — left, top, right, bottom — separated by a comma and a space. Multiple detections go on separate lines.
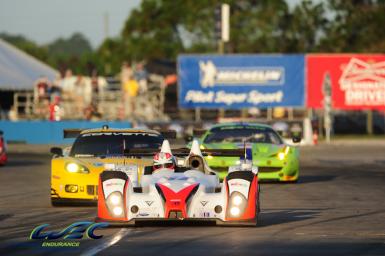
0, 0, 141, 48
0, 0, 309, 49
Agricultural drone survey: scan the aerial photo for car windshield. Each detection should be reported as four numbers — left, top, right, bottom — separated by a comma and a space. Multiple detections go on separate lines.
70, 132, 163, 157
203, 126, 283, 144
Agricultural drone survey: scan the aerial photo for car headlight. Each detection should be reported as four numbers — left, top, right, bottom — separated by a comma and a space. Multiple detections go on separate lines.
227, 192, 247, 218
230, 207, 241, 216
106, 191, 124, 217
113, 206, 123, 216
109, 194, 121, 205
232, 195, 243, 206
65, 162, 89, 174
278, 152, 285, 160
277, 146, 290, 160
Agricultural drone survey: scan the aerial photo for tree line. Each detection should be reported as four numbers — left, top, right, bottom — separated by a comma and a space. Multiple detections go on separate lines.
1, 0, 385, 76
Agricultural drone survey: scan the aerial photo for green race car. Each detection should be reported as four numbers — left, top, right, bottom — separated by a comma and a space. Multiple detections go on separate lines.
197, 123, 300, 182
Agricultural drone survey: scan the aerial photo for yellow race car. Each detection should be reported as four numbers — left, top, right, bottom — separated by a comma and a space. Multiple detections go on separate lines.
50, 126, 167, 206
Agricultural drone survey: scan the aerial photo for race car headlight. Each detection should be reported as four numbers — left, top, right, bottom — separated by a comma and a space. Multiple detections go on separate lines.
277, 146, 290, 160
106, 191, 124, 217
109, 194, 121, 205
65, 162, 89, 174
232, 195, 243, 206
230, 207, 241, 217
112, 206, 123, 216
227, 192, 247, 218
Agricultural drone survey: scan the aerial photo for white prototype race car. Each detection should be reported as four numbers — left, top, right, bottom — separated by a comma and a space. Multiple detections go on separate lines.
96, 140, 260, 226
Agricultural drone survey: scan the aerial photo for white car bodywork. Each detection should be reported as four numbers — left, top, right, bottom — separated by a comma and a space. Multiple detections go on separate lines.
97, 140, 260, 226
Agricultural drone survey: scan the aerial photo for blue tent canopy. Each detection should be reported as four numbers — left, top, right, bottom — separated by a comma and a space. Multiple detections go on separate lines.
0, 38, 59, 91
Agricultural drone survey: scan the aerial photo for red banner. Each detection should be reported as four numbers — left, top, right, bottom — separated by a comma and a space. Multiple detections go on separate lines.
307, 54, 385, 110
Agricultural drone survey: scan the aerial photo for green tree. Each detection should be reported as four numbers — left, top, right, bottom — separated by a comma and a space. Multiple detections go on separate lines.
0, 33, 48, 61
48, 33, 92, 56
320, 0, 385, 52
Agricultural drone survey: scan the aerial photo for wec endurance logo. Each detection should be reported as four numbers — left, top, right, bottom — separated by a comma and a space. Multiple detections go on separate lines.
199, 60, 284, 87
30, 221, 109, 240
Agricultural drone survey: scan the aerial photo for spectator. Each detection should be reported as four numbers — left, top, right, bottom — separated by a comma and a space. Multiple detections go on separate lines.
33, 76, 51, 118
8, 106, 18, 121
34, 76, 50, 101
49, 95, 62, 121
74, 75, 88, 115
134, 62, 148, 93
84, 103, 101, 121
50, 74, 63, 100
91, 70, 99, 104
61, 69, 76, 100
120, 61, 132, 87
121, 61, 138, 118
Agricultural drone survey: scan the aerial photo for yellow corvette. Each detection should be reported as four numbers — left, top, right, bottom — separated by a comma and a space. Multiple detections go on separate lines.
50, 126, 166, 206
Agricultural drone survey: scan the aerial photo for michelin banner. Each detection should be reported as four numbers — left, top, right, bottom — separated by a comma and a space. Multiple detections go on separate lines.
178, 55, 305, 109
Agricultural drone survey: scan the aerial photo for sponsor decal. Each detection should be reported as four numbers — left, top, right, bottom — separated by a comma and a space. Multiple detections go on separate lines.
168, 176, 189, 181
339, 58, 385, 106
179, 55, 305, 108
82, 132, 158, 137
30, 221, 109, 247
184, 90, 284, 106
203, 212, 210, 217
307, 54, 385, 110
105, 182, 124, 187
145, 201, 154, 206
199, 60, 284, 87
52, 175, 60, 180
170, 199, 181, 206
229, 182, 248, 187
200, 201, 208, 206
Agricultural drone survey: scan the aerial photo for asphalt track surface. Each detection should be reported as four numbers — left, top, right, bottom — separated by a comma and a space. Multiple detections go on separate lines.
0, 142, 385, 256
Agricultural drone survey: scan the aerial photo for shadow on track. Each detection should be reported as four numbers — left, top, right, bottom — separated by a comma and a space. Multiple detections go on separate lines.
260, 209, 325, 227
259, 175, 336, 184
4, 160, 45, 167
297, 175, 336, 184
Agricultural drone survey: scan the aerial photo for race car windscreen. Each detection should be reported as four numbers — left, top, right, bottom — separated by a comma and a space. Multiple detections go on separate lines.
203, 126, 283, 145
70, 133, 163, 157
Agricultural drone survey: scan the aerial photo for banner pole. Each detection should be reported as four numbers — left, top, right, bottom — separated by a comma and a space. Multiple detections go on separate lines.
367, 110, 373, 135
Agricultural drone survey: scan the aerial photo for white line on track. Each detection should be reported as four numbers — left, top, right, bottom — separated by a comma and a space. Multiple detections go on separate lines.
80, 228, 132, 256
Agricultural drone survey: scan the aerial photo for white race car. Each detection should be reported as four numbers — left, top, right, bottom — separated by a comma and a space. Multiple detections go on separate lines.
96, 140, 260, 226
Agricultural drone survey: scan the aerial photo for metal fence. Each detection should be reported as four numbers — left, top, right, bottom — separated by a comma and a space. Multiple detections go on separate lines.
12, 75, 169, 122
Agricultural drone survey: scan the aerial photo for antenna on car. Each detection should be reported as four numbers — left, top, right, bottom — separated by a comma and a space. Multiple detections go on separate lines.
244, 139, 247, 161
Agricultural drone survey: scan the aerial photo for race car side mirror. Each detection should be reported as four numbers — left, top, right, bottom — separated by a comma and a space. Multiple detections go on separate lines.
193, 128, 206, 138
184, 135, 193, 142
292, 136, 302, 143
50, 147, 63, 156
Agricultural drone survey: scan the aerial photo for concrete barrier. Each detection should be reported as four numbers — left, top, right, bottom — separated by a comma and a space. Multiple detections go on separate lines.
0, 121, 132, 144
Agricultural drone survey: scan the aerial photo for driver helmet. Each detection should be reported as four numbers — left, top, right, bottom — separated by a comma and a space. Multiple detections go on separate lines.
240, 159, 253, 171
153, 152, 175, 172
